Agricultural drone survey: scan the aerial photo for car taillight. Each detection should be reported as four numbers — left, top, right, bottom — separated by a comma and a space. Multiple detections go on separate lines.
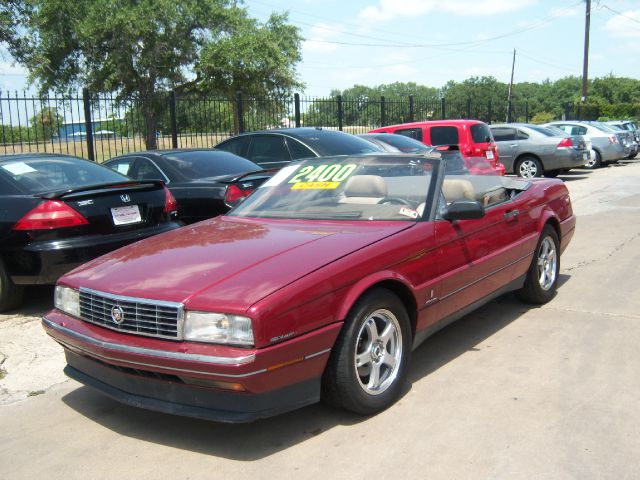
557, 137, 573, 148
13, 200, 89, 230
224, 184, 254, 207
609, 135, 618, 144
163, 186, 178, 213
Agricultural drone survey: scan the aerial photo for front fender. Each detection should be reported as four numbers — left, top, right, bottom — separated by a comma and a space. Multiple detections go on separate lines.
336, 270, 417, 322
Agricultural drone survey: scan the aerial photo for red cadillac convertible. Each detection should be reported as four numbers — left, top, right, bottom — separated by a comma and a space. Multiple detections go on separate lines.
43, 153, 575, 422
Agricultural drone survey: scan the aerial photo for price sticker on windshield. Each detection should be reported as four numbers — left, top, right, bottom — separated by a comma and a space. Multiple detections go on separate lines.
288, 164, 357, 189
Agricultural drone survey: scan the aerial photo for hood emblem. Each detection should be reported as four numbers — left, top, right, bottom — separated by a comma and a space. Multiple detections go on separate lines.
111, 305, 125, 325
120, 194, 131, 203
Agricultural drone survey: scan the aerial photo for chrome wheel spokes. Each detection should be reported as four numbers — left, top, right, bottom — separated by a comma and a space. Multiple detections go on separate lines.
537, 237, 557, 291
354, 309, 402, 396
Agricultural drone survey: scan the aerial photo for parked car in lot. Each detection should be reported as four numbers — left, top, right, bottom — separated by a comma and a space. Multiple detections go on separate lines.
369, 119, 506, 175
104, 150, 274, 224
587, 121, 636, 159
215, 128, 382, 168
357, 132, 433, 153
490, 123, 590, 178
44, 153, 575, 422
604, 121, 639, 158
0, 153, 181, 311
545, 121, 629, 168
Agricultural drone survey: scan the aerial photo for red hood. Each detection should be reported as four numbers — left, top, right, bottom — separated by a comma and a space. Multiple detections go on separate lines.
61, 216, 412, 312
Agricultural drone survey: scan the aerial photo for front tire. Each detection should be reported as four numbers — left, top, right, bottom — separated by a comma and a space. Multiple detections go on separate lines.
0, 260, 24, 312
516, 225, 560, 304
322, 288, 412, 415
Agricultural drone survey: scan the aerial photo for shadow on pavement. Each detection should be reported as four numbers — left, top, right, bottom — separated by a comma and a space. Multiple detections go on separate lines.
0, 285, 54, 320
60, 278, 576, 459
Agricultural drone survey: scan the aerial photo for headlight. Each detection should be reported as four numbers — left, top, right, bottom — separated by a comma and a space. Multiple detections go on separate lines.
184, 312, 254, 346
54, 285, 80, 317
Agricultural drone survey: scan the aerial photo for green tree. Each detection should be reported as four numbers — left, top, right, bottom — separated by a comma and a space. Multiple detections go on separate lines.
30, 107, 63, 140
10, 0, 302, 150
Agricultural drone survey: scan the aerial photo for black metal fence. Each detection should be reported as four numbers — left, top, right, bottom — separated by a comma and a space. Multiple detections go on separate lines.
0, 89, 597, 162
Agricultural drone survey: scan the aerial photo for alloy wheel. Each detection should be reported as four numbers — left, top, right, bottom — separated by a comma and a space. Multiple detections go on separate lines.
537, 236, 558, 291
354, 308, 403, 395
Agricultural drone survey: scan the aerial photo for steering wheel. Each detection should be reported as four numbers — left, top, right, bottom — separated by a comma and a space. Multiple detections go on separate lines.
378, 197, 413, 206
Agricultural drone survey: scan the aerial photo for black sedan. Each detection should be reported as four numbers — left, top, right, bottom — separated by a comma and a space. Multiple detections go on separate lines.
0, 153, 181, 311
214, 128, 383, 168
104, 149, 272, 224
357, 133, 433, 153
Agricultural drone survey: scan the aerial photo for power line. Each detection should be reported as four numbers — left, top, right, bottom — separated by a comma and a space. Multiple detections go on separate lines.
598, 4, 640, 25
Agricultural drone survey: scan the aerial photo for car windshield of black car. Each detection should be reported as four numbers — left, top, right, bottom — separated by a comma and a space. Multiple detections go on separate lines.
0, 156, 128, 194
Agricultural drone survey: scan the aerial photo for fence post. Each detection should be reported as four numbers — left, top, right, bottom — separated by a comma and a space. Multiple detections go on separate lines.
487, 99, 493, 124
169, 90, 178, 149
235, 91, 245, 133
380, 96, 386, 126
440, 97, 446, 119
337, 95, 343, 131
82, 88, 95, 161
294, 93, 301, 128
409, 95, 414, 122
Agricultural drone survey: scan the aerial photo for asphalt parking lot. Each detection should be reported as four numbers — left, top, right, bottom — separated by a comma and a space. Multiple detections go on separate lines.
1, 159, 639, 479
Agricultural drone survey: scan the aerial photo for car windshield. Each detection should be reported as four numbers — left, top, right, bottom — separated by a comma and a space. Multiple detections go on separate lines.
228, 155, 437, 221
164, 151, 261, 179
0, 156, 128, 194
526, 125, 560, 137
289, 130, 382, 156
372, 134, 430, 153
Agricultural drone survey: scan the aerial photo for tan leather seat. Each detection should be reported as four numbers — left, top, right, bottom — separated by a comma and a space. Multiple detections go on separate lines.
442, 179, 475, 202
339, 175, 388, 204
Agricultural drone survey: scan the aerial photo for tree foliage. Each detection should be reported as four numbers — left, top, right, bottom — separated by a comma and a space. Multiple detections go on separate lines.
9, 0, 303, 148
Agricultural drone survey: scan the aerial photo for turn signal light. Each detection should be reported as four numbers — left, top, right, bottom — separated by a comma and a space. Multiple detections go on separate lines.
13, 200, 89, 230
557, 137, 574, 148
224, 184, 254, 207
163, 186, 178, 213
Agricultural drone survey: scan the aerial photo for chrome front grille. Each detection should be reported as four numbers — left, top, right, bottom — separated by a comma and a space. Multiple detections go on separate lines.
79, 288, 184, 340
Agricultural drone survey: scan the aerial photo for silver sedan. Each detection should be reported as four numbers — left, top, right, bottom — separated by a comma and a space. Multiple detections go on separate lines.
490, 123, 590, 178
544, 121, 629, 168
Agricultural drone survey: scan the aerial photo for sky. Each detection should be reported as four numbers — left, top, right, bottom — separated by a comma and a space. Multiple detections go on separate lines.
1, 0, 639, 97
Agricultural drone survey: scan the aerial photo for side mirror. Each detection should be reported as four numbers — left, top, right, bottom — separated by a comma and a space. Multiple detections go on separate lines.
444, 200, 485, 221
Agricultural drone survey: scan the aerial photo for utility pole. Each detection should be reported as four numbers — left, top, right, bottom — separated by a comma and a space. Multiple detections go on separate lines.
582, 0, 591, 103
507, 48, 516, 123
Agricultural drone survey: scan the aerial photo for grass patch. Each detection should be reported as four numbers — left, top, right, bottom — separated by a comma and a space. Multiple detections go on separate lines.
0, 368, 6, 380
28, 390, 45, 397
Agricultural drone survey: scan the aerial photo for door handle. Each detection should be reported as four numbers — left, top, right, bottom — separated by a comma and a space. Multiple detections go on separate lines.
509, 144, 518, 148
504, 209, 520, 221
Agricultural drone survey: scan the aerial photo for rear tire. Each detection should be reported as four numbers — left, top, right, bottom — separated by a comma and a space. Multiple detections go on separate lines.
585, 150, 601, 169
0, 260, 24, 312
516, 225, 560, 304
322, 288, 412, 415
516, 156, 543, 178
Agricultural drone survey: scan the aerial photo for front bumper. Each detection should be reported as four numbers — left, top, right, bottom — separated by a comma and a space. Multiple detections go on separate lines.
43, 312, 341, 422
6, 222, 181, 285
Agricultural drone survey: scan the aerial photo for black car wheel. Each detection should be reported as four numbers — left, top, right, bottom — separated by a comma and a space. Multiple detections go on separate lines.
516, 225, 560, 305
0, 259, 24, 312
322, 288, 412, 415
